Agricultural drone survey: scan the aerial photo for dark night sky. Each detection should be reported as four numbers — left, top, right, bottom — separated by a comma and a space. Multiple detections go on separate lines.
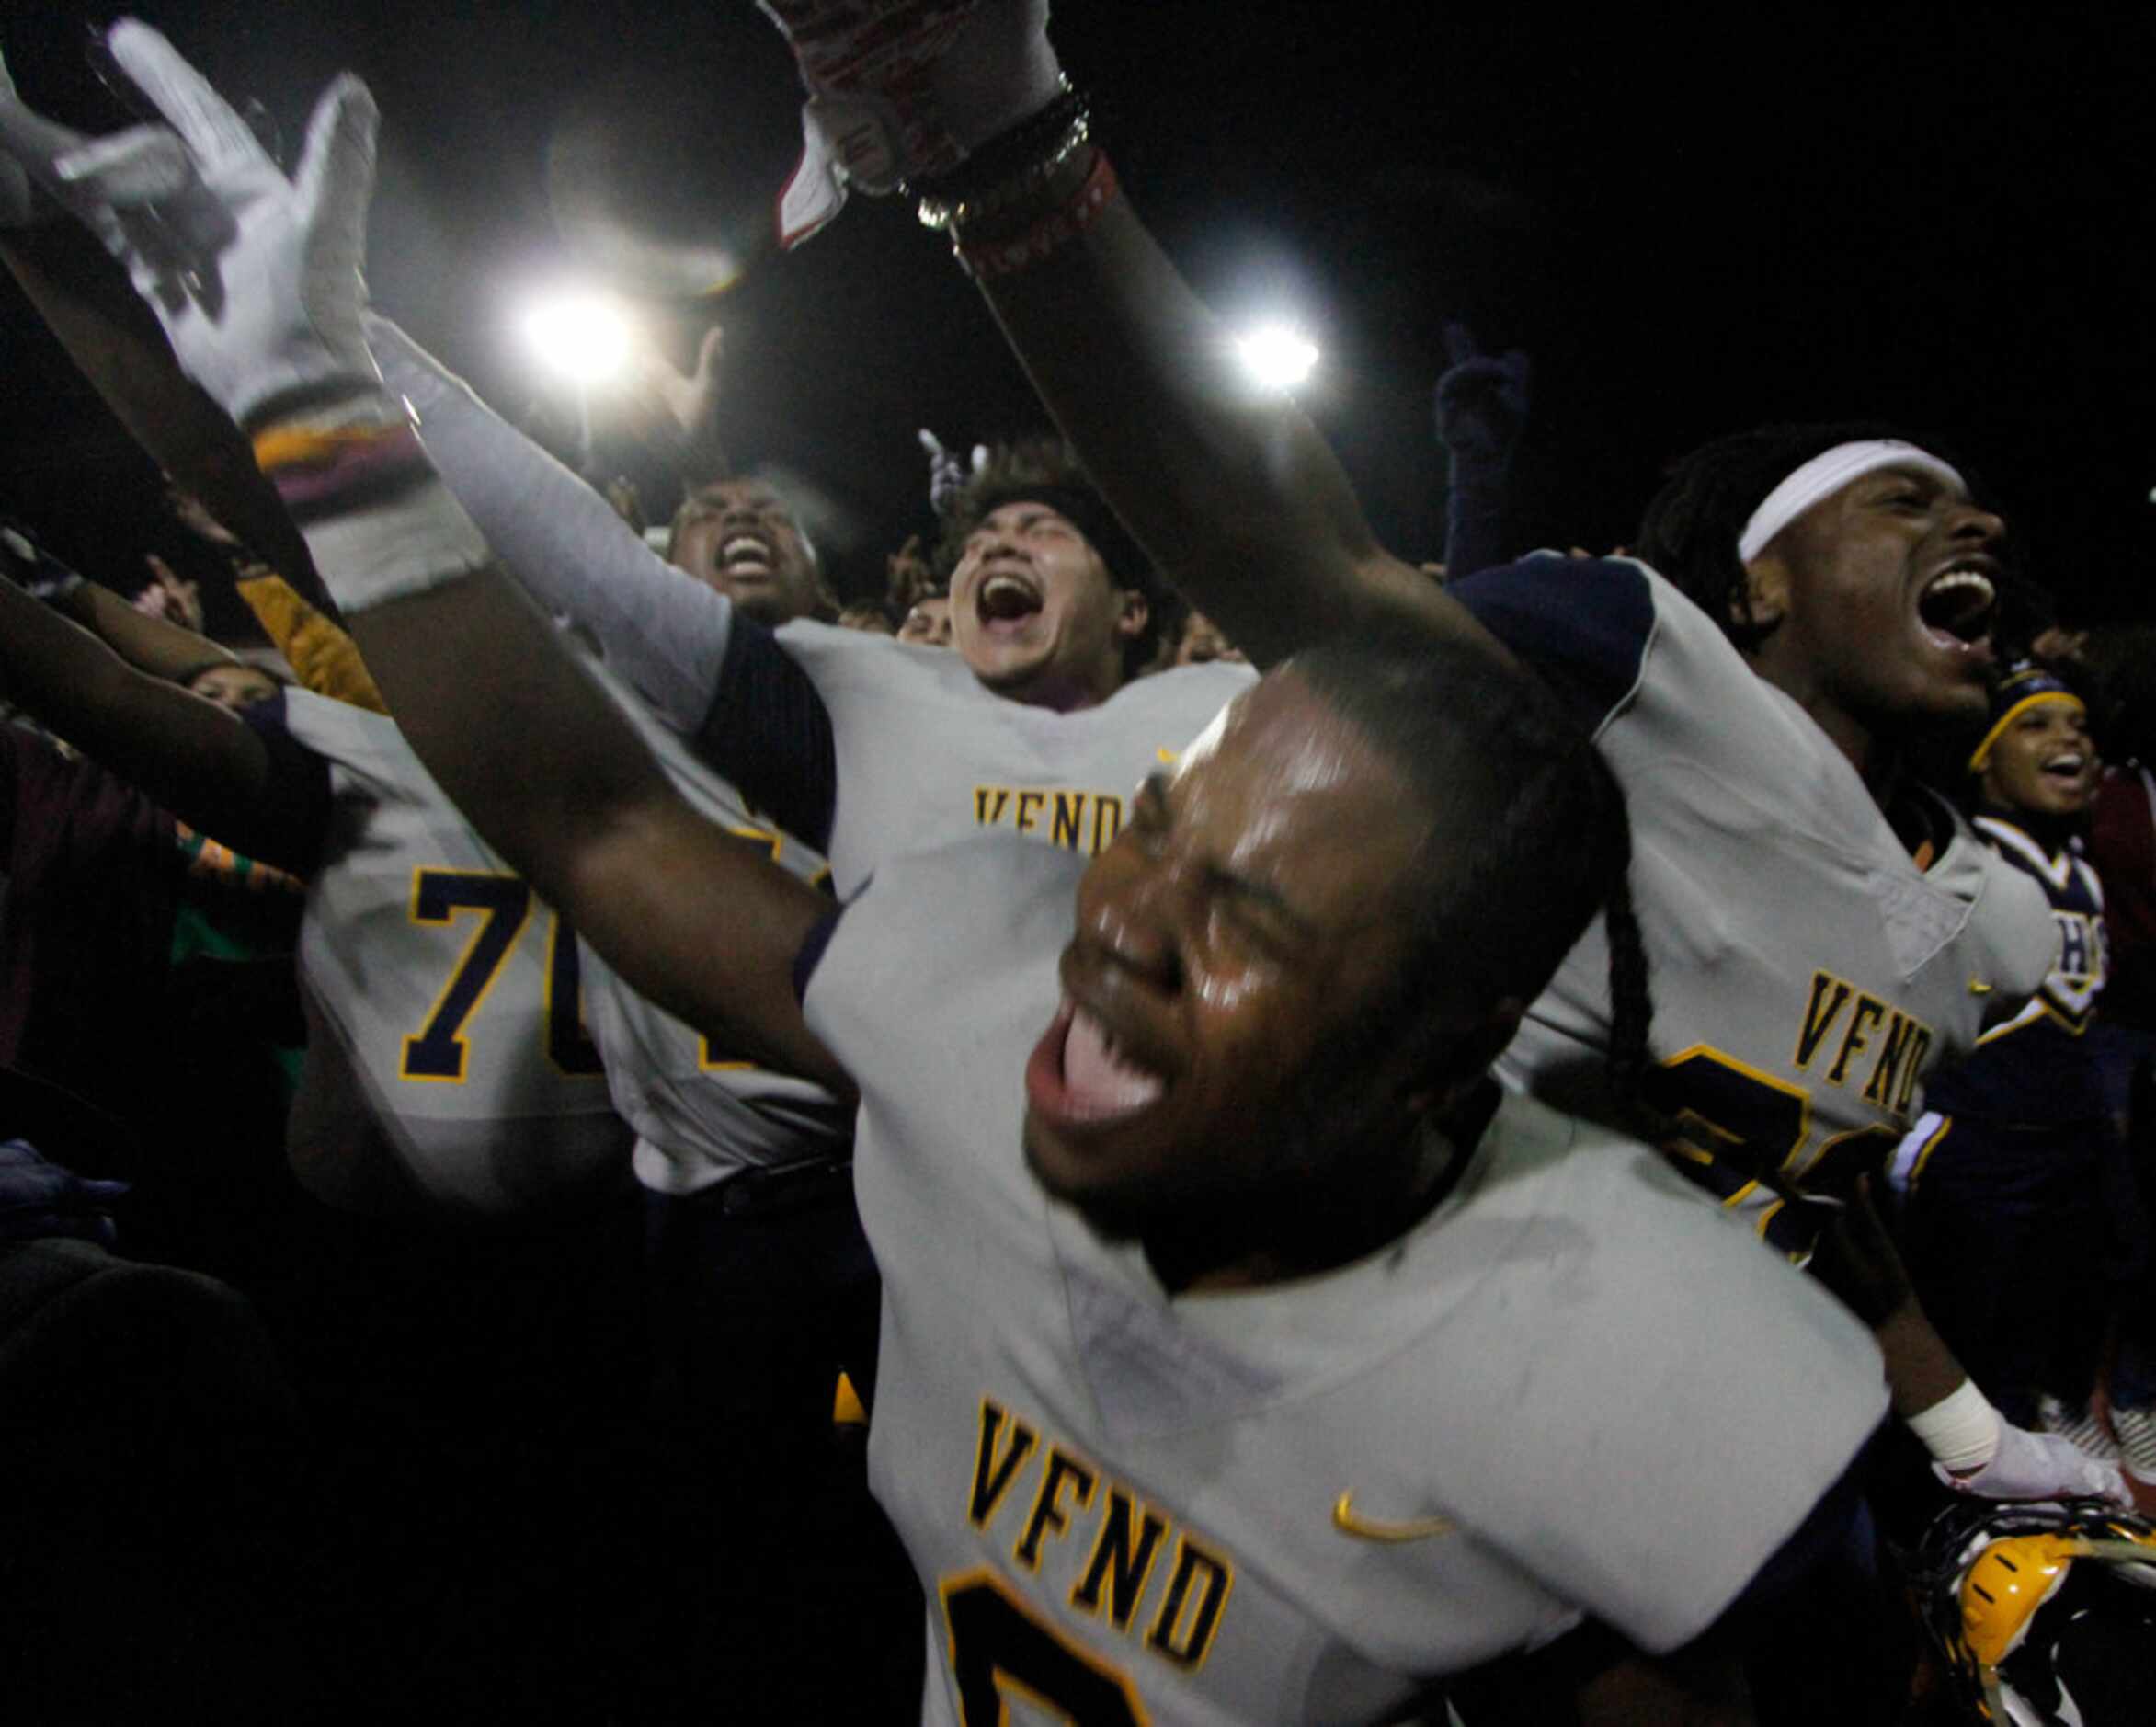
4, 3, 2152, 625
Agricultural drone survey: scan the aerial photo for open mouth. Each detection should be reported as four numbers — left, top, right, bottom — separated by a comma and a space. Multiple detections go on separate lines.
719, 532, 775, 580
1026, 999, 1167, 1127
976, 567, 1044, 635
2040, 749, 2089, 789
1916, 565, 1997, 649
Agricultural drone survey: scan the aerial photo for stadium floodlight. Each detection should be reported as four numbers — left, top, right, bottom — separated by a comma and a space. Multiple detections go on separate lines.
1233, 321, 1319, 391
522, 289, 635, 386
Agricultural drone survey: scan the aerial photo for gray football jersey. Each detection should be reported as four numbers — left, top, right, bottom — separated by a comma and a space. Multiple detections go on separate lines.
1472, 558, 2056, 1257
804, 839, 1886, 1724
569, 651, 851, 1193
771, 622, 1255, 896
282, 689, 628, 1209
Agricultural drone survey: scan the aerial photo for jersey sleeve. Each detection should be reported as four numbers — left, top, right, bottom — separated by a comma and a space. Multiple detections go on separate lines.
1968, 837, 2061, 1005
689, 618, 838, 852
368, 315, 736, 737
1447, 554, 1657, 731
233, 693, 334, 877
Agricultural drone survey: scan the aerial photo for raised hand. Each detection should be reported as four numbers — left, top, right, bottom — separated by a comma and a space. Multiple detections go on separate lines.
602, 325, 728, 478
18, 20, 381, 427
132, 553, 205, 634
1433, 321, 1533, 470
918, 427, 986, 519
755, 0, 1065, 244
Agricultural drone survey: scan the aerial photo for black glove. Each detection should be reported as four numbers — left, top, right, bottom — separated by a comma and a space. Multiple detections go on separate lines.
0, 1137, 130, 1247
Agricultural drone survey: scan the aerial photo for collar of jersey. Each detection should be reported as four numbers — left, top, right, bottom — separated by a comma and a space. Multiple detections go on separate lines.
1044, 1092, 1567, 1445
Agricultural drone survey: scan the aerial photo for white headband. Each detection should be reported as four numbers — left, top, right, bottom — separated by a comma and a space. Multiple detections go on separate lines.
1737, 440, 1966, 564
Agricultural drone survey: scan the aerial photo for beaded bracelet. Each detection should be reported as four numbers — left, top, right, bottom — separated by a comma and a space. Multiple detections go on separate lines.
954, 148, 1120, 282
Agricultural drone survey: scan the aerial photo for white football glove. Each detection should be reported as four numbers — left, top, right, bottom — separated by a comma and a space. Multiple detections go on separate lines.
18, 20, 380, 428
756, 0, 1063, 246
918, 427, 987, 518
1937, 1413, 2133, 1510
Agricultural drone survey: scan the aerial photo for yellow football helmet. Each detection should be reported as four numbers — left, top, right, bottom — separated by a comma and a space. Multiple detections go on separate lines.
1916, 1498, 2156, 1725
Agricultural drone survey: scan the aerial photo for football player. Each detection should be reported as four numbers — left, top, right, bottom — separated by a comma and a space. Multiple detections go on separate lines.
9, 29, 1902, 1719
741, 0, 2121, 1508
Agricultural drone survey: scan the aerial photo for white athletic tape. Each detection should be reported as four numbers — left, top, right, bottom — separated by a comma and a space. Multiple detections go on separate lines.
301, 475, 491, 614
1737, 440, 1966, 565
1906, 1378, 2000, 1473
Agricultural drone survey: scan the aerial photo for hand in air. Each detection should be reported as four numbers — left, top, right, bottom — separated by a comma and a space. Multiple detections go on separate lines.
604, 326, 726, 465
132, 553, 206, 633
756, 0, 1064, 245
918, 428, 987, 519
0, 20, 379, 428
1433, 322, 1533, 471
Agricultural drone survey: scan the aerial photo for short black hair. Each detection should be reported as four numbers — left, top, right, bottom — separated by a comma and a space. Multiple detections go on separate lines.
1635, 420, 1928, 651
937, 437, 1169, 681
1288, 633, 1651, 1105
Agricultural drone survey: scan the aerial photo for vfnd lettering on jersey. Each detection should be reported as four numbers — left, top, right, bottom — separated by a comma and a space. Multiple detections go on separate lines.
974, 785, 1127, 855
281, 689, 628, 1211
1646, 968, 1937, 1258
1482, 560, 2056, 1266
771, 621, 1253, 895
954, 1399, 1235, 1699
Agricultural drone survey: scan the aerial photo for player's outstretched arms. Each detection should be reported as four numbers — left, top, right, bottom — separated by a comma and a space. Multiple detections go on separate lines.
0, 564, 285, 859
0, 225, 323, 598
351, 569, 849, 1092
962, 154, 1490, 672
364, 314, 736, 738
755, 1, 1500, 674
0, 21, 850, 1094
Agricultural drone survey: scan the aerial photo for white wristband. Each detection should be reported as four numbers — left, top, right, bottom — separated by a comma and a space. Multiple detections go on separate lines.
1905, 1379, 2000, 1473
299, 475, 491, 615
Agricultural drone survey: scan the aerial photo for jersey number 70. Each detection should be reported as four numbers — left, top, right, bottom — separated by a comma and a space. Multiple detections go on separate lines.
399, 868, 604, 1081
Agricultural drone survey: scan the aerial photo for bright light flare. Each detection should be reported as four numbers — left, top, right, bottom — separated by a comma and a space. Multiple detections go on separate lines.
1233, 322, 1319, 391
522, 291, 635, 385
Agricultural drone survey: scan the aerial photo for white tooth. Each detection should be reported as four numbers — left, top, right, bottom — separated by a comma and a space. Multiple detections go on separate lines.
1063, 1007, 1164, 1118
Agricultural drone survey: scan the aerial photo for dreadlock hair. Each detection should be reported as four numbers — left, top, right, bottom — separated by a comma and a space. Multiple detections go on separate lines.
1286, 633, 1654, 1113
935, 436, 1169, 681
1635, 419, 1932, 653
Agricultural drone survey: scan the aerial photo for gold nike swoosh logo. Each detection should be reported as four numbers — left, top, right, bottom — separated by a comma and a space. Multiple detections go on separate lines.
1157, 748, 1181, 764
1331, 1493, 1456, 1543
1968, 979, 1994, 996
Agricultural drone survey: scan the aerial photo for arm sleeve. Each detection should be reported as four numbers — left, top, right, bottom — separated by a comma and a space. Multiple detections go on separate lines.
365, 314, 735, 736
1443, 473, 1510, 582
234, 571, 388, 714
1447, 555, 1657, 732
691, 619, 839, 853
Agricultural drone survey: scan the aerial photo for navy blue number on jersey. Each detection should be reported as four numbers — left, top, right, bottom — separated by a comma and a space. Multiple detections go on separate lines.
941, 1572, 1146, 1725
400, 867, 604, 1081
1647, 1046, 1905, 1257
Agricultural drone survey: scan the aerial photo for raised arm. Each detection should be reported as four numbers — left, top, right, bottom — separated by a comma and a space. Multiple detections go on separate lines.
758, 1, 1501, 672
1, 23, 843, 1092
365, 314, 736, 737
0, 566, 284, 856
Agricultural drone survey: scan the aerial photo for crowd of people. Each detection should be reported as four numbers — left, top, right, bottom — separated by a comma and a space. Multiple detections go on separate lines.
3, 9, 2154, 1724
